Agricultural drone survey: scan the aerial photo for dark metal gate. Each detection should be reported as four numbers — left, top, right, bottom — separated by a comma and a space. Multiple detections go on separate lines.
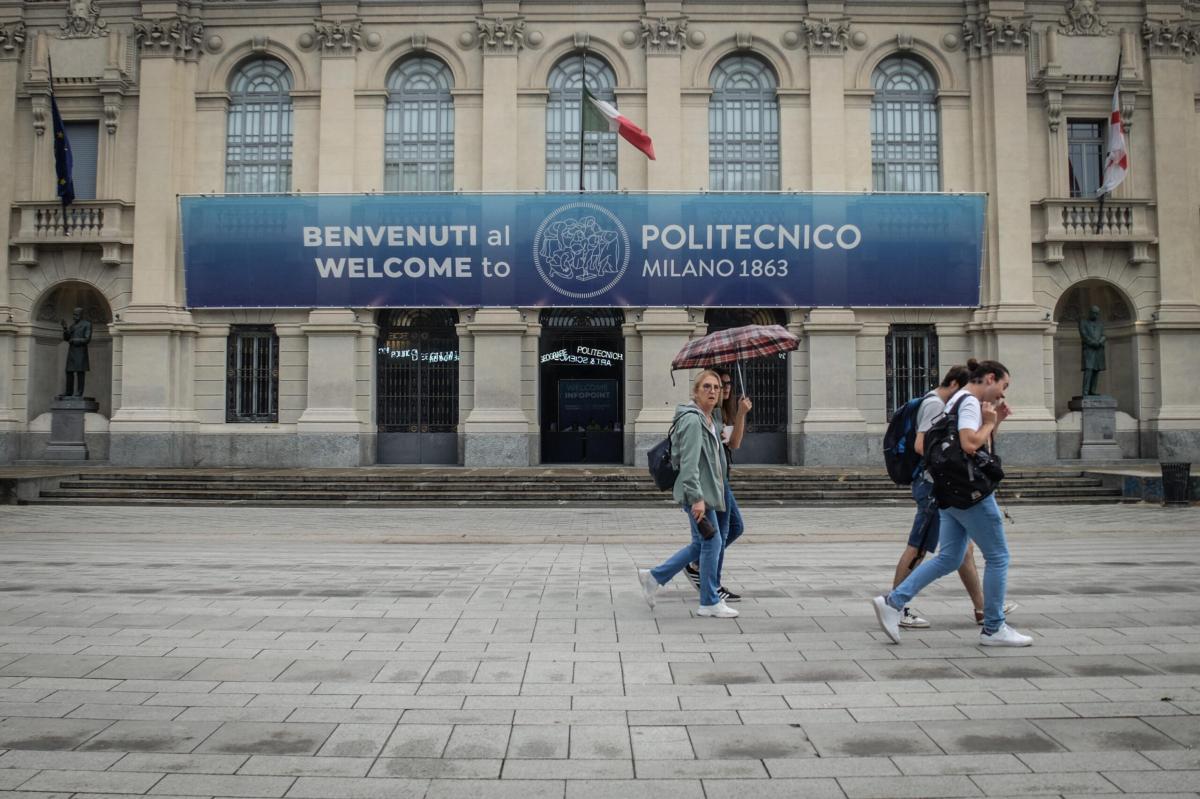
539, 309, 625, 464
706, 308, 789, 464
376, 309, 460, 464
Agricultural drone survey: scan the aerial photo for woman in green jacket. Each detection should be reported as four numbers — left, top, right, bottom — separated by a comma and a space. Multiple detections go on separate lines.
638, 369, 738, 618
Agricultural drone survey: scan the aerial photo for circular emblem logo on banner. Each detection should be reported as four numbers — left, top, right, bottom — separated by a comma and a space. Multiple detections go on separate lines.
532, 202, 630, 299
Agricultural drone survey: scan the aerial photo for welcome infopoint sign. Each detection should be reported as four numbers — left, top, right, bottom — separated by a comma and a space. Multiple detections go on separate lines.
180, 192, 985, 308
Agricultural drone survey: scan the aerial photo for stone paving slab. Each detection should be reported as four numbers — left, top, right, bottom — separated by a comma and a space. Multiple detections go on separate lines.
0, 503, 1197, 796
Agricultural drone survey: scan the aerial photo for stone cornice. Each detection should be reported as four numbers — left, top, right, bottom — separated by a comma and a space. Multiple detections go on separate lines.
133, 15, 205, 60
1142, 19, 1200, 61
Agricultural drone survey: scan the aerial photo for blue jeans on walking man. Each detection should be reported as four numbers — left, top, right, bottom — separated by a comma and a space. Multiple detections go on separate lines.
651, 505, 726, 607
887, 493, 1010, 634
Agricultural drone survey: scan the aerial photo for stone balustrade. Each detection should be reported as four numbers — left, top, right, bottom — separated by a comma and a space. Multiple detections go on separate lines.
10, 199, 133, 268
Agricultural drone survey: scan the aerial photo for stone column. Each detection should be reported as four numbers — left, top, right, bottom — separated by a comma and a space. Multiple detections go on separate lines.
108, 9, 204, 465
800, 308, 867, 465
477, 15, 522, 190
297, 309, 370, 465
631, 308, 702, 464
963, 7, 1057, 462
1143, 19, 1200, 460
0, 22, 22, 460
353, 90, 385, 191
462, 308, 531, 465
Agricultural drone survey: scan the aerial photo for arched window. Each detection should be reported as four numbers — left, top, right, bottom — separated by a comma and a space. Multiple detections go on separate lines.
546, 54, 617, 191
225, 58, 294, 193
708, 54, 780, 191
385, 57, 455, 192
871, 56, 940, 192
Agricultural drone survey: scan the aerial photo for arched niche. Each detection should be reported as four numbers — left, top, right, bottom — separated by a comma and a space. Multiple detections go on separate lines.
28, 281, 114, 420
1052, 279, 1137, 418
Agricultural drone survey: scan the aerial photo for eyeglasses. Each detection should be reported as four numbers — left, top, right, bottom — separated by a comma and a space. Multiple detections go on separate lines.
721, 382, 732, 387
699, 383, 721, 391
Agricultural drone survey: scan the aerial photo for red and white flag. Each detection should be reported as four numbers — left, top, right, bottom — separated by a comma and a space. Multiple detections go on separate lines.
1097, 82, 1127, 196
583, 88, 656, 160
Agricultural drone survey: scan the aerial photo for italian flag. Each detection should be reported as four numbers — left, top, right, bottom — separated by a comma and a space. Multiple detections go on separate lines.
583, 88, 656, 160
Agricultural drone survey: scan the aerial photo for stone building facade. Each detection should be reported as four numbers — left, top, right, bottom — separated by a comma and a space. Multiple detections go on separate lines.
1, 0, 1198, 467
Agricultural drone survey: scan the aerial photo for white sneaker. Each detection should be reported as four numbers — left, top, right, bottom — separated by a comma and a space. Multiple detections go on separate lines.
979, 623, 1033, 647
697, 601, 739, 618
637, 569, 660, 608
872, 595, 902, 644
900, 607, 930, 629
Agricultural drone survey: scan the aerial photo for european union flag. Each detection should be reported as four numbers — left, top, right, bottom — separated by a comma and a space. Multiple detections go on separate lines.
50, 92, 74, 208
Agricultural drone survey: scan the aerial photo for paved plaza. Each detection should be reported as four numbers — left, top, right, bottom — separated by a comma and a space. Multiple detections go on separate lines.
0, 502, 1198, 798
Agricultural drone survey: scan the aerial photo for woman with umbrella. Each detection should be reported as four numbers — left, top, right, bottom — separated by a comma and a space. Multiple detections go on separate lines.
638, 369, 737, 618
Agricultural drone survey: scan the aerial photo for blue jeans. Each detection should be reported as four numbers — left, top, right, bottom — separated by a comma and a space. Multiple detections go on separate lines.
651, 504, 726, 606
716, 480, 743, 582
887, 493, 1010, 634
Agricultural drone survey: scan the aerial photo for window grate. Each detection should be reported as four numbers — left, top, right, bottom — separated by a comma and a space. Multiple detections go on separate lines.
885, 325, 938, 419
226, 325, 279, 423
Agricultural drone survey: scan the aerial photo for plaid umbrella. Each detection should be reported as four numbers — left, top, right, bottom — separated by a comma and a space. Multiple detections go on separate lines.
671, 324, 799, 371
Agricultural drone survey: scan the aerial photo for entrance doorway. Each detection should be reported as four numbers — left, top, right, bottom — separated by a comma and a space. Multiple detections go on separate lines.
705, 308, 789, 463
376, 309, 460, 464
539, 308, 625, 464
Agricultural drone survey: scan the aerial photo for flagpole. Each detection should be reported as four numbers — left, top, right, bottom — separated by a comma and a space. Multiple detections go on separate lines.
1096, 52, 1122, 234
576, 50, 585, 191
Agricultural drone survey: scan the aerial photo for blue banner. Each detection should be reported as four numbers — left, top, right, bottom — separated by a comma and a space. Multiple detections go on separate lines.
180, 193, 984, 308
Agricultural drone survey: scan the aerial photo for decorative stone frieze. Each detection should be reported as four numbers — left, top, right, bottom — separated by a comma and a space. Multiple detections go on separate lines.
0, 20, 26, 57
60, 0, 107, 39
298, 18, 380, 54
133, 16, 205, 58
1141, 20, 1200, 60
1059, 0, 1110, 36
639, 16, 688, 53
962, 16, 1032, 54
475, 16, 526, 54
799, 17, 853, 54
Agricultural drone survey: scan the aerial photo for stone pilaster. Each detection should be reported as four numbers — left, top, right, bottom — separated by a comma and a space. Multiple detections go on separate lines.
1141, 14, 1200, 460
463, 308, 532, 465
641, 12, 687, 189
802, 12, 852, 190
0, 20, 21, 459
476, 13, 524, 190
799, 308, 868, 465
631, 307, 702, 464
295, 309, 371, 466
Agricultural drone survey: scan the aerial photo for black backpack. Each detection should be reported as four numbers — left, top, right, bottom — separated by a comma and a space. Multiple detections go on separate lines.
883, 393, 929, 485
646, 417, 682, 491
923, 395, 1005, 509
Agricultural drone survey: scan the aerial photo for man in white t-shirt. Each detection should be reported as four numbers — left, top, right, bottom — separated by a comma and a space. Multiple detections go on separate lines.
874, 359, 1032, 648
887, 366, 993, 630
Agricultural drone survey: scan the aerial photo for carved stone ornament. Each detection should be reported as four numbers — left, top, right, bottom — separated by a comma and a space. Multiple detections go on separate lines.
1142, 20, 1200, 60
312, 18, 373, 53
640, 16, 689, 52
133, 16, 205, 57
1059, 0, 1111, 36
60, 0, 107, 39
0, 20, 26, 56
800, 17, 853, 54
103, 94, 121, 134
962, 16, 1032, 54
475, 16, 525, 54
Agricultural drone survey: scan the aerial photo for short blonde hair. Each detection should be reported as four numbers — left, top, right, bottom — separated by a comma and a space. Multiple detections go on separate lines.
691, 369, 722, 400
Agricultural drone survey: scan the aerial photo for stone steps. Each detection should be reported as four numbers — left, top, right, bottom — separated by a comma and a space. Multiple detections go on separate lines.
22, 469, 1129, 506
